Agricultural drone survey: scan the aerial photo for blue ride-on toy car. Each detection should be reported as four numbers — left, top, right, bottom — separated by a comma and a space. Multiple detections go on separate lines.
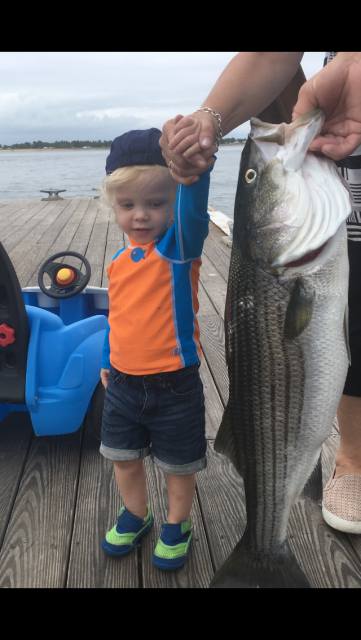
0, 240, 108, 439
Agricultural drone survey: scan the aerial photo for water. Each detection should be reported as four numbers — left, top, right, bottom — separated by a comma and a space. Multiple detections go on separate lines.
0, 144, 244, 219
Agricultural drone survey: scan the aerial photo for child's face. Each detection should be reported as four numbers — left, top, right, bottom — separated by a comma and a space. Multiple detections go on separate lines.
113, 174, 176, 245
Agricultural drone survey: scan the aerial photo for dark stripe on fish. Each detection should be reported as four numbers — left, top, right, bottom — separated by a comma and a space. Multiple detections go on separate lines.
263, 297, 277, 550
277, 306, 291, 485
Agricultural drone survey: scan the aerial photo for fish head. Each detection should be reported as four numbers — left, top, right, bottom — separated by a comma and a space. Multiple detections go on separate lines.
234, 109, 352, 271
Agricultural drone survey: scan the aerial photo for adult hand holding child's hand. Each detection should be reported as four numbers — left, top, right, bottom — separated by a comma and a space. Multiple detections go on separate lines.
159, 113, 216, 186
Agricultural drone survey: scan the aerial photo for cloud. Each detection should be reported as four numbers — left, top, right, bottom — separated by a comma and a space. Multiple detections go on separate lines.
0, 52, 325, 144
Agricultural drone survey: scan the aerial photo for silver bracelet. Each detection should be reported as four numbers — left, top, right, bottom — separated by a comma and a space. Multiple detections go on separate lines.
196, 107, 223, 150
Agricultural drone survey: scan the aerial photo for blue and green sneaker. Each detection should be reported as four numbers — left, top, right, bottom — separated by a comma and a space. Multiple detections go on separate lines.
152, 520, 193, 570
101, 504, 154, 556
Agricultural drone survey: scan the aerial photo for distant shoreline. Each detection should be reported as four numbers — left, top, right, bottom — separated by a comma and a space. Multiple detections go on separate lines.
0, 147, 110, 152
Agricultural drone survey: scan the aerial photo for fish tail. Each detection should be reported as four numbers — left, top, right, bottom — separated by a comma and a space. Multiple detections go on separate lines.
209, 531, 311, 589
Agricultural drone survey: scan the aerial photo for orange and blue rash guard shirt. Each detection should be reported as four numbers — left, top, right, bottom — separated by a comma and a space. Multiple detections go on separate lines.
101, 162, 214, 375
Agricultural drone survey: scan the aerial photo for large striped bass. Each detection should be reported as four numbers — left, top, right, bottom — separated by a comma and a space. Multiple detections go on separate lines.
211, 110, 353, 588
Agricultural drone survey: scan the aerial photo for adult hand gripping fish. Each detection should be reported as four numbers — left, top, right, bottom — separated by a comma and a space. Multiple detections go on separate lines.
211, 109, 353, 588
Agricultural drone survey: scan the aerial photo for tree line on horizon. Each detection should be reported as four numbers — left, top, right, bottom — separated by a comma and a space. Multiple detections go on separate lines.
0, 136, 245, 150
219, 137, 246, 145
0, 140, 112, 149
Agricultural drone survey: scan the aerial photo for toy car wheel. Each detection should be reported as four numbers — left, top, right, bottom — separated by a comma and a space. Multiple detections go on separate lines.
90, 380, 105, 441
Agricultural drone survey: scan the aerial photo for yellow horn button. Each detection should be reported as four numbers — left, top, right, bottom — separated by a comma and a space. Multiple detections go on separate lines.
56, 268, 74, 283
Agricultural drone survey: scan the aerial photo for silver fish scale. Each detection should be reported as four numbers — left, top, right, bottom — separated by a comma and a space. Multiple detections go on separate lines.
226, 225, 349, 559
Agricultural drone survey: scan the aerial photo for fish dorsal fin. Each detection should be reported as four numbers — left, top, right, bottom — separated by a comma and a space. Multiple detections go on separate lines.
214, 402, 243, 477
284, 278, 315, 342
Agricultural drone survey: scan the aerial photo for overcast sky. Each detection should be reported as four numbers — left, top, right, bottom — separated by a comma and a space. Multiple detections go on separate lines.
0, 52, 325, 145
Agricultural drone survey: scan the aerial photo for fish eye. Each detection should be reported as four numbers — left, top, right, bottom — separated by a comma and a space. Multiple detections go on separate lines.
245, 169, 257, 183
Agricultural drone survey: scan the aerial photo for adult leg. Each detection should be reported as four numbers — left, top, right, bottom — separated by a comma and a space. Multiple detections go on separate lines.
166, 472, 196, 523
335, 395, 361, 476
322, 239, 361, 532
335, 239, 361, 476
114, 459, 148, 519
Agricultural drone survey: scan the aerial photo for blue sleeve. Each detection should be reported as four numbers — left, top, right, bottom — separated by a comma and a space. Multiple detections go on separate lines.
101, 247, 126, 369
156, 158, 215, 262
101, 322, 111, 369
175, 160, 215, 260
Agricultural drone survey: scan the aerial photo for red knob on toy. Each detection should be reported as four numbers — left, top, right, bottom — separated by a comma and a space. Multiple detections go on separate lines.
0, 323, 15, 347
56, 268, 75, 285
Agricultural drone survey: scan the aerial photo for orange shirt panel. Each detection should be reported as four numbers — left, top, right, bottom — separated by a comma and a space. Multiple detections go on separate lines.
107, 245, 181, 374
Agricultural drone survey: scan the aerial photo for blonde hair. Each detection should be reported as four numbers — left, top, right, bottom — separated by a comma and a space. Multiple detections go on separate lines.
99, 164, 178, 213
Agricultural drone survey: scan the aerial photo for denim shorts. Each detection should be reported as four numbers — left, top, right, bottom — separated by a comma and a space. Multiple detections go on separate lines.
100, 362, 207, 475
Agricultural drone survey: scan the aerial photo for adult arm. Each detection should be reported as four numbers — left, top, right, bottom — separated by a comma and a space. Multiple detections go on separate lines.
292, 52, 361, 160
159, 52, 304, 184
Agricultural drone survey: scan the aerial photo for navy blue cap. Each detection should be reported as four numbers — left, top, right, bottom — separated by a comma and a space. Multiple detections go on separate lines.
106, 128, 167, 175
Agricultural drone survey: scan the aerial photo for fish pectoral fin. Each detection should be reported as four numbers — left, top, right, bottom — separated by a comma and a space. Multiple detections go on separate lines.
300, 454, 323, 503
214, 402, 243, 477
344, 303, 351, 366
284, 278, 315, 342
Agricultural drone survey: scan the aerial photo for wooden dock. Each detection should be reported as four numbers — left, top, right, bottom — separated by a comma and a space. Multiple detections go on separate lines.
0, 196, 360, 588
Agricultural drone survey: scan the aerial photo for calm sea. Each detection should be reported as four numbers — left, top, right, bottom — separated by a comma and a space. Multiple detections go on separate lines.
0, 144, 244, 219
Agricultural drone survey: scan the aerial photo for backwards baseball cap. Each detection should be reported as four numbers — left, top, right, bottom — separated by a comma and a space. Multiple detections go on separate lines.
106, 128, 167, 175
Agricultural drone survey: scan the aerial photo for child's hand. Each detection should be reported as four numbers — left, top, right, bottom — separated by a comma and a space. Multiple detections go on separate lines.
101, 368, 110, 389
169, 113, 217, 160
160, 114, 215, 186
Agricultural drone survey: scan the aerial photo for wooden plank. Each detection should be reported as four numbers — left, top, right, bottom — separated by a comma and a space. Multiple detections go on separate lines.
195, 441, 246, 571
0, 200, 47, 237
18, 199, 87, 287
203, 235, 230, 283
0, 427, 83, 588
0, 200, 37, 225
288, 498, 361, 588
35, 198, 87, 246
0, 413, 33, 548
198, 315, 228, 405
64, 198, 100, 258
5, 200, 71, 261
197, 280, 218, 317
199, 253, 227, 318
141, 456, 214, 588
85, 208, 111, 287
66, 417, 139, 588
207, 221, 232, 258
16, 244, 56, 288
199, 358, 223, 440
197, 440, 361, 587
26, 198, 92, 286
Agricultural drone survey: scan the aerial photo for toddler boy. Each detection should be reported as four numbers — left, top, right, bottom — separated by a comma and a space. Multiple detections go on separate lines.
99, 128, 215, 569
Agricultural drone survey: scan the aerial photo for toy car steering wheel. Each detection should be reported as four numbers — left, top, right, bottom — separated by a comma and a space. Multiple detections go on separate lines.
38, 251, 91, 299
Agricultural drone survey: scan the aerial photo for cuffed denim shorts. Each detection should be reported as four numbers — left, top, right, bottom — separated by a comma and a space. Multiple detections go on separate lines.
100, 362, 207, 475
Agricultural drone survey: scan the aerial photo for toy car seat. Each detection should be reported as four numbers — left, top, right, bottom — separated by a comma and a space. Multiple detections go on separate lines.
0, 241, 30, 404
